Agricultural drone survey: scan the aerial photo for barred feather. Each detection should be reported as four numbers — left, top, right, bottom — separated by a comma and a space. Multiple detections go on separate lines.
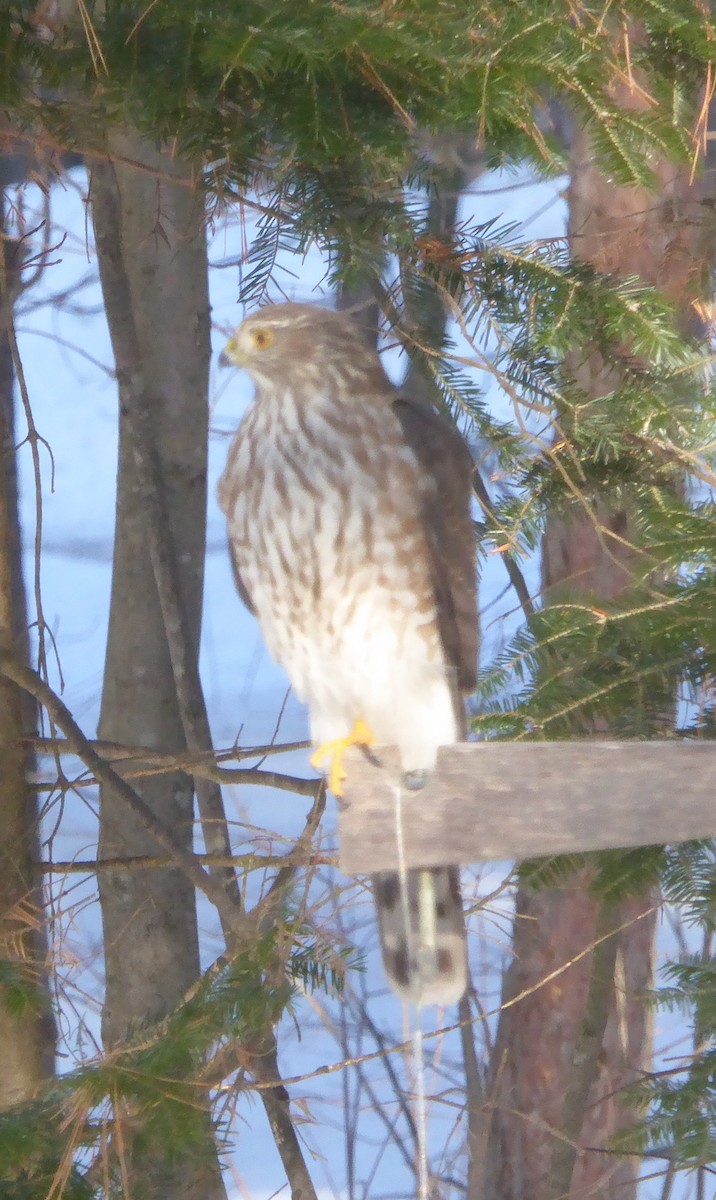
219, 303, 476, 1006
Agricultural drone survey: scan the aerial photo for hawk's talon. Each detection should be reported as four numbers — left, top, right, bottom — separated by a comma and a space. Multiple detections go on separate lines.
310, 718, 374, 796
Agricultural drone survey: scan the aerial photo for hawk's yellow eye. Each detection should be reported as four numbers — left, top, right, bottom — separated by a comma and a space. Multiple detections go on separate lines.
250, 328, 274, 351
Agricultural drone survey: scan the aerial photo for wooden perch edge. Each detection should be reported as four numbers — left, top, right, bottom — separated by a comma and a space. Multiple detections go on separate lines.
337, 741, 716, 874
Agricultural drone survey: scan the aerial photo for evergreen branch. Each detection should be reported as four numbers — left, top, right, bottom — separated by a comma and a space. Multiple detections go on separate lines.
6, 0, 714, 200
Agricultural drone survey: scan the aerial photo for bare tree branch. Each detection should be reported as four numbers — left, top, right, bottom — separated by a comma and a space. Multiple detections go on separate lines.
36, 851, 335, 874
32, 759, 318, 794
471, 466, 536, 621
252, 1030, 321, 1200
0, 651, 246, 933
30, 735, 310, 762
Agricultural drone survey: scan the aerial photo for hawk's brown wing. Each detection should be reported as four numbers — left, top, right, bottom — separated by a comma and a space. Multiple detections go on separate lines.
218, 442, 257, 615
228, 543, 256, 615
392, 397, 477, 698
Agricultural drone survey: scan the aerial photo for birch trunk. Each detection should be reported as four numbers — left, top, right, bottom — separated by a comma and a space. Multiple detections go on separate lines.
91, 135, 225, 1200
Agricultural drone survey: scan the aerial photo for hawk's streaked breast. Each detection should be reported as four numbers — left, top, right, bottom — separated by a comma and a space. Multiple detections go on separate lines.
219, 379, 458, 769
219, 302, 476, 1005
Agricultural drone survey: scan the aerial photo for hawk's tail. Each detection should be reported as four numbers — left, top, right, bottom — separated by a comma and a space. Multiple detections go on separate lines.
373, 866, 467, 1007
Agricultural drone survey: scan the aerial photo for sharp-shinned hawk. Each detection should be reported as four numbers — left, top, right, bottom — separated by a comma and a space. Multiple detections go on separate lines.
218, 302, 477, 1006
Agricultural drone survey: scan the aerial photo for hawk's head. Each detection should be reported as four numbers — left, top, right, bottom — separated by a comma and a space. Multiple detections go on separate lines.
220, 302, 388, 396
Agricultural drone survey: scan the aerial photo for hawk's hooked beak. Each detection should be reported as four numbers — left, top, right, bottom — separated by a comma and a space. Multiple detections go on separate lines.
219, 335, 243, 368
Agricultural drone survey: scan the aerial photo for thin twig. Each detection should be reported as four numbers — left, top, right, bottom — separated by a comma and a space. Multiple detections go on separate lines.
358, 1001, 419, 1144
237, 901, 658, 1093
0, 651, 246, 936
263, 781, 326, 907
29, 734, 310, 763
0, 230, 58, 699
32, 760, 318, 795
471, 466, 536, 621
35, 851, 335, 874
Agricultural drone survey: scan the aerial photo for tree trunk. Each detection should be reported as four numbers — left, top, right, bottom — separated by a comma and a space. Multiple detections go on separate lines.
0, 188, 55, 1108
483, 83, 711, 1200
91, 133, 225, 1200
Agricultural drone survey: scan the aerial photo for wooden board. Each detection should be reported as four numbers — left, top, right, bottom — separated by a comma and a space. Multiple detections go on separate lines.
337, 741, 716, 874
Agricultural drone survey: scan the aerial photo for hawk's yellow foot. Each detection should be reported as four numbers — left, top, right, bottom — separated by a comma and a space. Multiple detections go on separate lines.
310, 718, 374, 796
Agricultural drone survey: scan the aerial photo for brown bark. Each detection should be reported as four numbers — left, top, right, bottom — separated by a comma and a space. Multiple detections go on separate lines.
484, 75, 711, 1200
0, 202, 55, 1108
